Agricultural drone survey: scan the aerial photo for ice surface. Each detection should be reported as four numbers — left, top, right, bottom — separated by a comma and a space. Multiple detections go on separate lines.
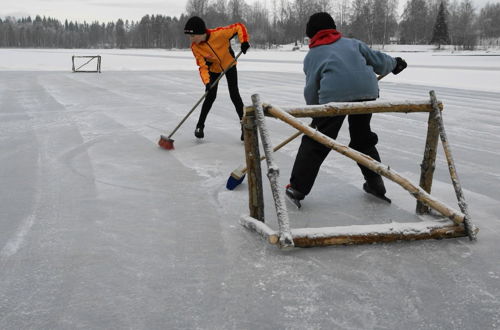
1, 47, 499, 329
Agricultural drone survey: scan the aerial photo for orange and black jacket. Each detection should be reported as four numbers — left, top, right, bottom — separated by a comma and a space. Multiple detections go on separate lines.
190, 23, 249, 85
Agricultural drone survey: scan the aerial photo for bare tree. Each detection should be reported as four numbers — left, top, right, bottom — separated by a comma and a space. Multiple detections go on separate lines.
399, 0, 431, 44
478, 3, 500, 39
186, 0, 209, 16
448, 0, 477, 49
228, 0, 246, 21
245, 1, 272, 47
349, 0, 372, 41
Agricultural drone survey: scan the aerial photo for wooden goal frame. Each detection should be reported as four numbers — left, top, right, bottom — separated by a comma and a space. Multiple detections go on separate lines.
240, 91, 478, 249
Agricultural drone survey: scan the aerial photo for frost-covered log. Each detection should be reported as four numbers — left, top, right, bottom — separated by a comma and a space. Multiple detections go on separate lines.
252, 94, 294, 248
266, 104, 468, 227
240, 215, 466, 247
291, 221, 466, 247
240, 215, 279, 244
263, 99, 443, 118
430, 91, 477, 240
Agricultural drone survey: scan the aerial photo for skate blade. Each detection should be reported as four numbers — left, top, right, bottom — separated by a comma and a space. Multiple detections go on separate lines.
286, 194, 302, 209
363, 184, 392, 203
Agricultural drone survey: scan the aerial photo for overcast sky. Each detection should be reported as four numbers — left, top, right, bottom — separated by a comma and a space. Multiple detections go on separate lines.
1, 0, 499, 23
1, 0, 188, 22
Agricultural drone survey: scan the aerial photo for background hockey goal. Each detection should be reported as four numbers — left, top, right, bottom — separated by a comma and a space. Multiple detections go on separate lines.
72, 55, 101, 73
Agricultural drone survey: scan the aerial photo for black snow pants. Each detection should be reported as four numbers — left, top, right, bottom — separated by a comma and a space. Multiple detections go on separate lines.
197, 65, 244, 127
289, 113, 381, 196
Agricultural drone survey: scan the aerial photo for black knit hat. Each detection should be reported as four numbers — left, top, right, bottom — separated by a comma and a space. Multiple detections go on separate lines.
184, 16, 206, 34
306, 12, 337, 38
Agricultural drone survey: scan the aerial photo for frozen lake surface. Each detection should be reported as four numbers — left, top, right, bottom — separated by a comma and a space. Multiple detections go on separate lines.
1, 48, 499, 329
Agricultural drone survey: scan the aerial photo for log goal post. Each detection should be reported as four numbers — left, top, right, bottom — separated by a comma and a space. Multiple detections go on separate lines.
240, 92, 478, 248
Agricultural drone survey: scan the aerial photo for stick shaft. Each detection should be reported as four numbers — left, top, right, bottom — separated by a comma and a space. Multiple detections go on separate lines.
239, 130, 302, 175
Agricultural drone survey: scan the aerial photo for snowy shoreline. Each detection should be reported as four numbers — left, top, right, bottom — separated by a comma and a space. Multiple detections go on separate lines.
1, 46, 499, 93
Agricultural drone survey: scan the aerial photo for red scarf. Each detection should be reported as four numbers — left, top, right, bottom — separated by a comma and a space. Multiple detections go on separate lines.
309, 29, 342, 48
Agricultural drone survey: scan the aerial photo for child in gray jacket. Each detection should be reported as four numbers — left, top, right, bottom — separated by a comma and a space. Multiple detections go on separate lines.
286, 12, 407, 208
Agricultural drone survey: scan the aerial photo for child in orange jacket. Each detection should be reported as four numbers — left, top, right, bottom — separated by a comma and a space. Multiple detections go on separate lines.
184, 16, 250, 140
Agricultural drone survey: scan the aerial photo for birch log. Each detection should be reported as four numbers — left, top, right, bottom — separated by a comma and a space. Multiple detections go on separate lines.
252, 94, 294, 248
291, 223, 466, 247
430, 91, 478, 240
240, 215, 279, 244
240, 215, 465, 247
263, 99, 443, 118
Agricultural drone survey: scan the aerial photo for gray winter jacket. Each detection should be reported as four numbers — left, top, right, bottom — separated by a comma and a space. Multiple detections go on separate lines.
303, 37, 396, 105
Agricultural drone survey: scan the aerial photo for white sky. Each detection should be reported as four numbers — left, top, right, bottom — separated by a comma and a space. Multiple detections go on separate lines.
1, 0, 498, 23
1, 0, 188, 23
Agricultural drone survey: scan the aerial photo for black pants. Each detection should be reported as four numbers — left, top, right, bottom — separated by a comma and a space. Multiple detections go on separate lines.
290, 113, 381, 195
197, 65, 244, 127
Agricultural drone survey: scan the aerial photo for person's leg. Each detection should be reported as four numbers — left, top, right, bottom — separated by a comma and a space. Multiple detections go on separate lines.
347, 114, 380, 179
225, 65, 244, 120
348, 114, 389, 199
197, 71, 221, 129
289, 116, 346, 196
225, 65, 245, 140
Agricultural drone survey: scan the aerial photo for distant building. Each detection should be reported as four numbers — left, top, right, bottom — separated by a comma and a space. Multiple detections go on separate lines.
389, 36, 399, 44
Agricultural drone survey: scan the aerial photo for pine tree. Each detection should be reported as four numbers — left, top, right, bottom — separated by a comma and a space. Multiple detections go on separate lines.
116, 19, 126, 48
430, 1, 450, 48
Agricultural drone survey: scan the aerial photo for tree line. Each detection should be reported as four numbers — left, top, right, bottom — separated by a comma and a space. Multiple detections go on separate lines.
1, 0, 499, 49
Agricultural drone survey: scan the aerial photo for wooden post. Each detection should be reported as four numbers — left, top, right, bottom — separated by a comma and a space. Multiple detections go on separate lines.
430, 91, 478, 240
416, 100, 441, 214
265, 104, 469, 227
252, 94, 294, 248
242, 109, 265, 222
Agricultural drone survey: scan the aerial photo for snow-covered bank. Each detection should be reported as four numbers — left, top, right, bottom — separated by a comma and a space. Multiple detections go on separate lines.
1, 46, 499, 92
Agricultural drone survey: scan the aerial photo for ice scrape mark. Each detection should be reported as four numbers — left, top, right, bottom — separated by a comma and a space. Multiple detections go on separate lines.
1, 141, 42, 260
0, 214, 36, 258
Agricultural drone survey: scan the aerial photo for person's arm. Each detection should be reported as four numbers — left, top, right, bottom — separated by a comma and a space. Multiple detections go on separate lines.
303, 57, 320, 105
358, 41, 396, 76
220, 23, 250, 53
225, 22, 249, 44
191, 45, 210, 85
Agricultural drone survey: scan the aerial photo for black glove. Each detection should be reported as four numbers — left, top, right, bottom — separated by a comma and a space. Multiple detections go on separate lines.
392, 57, 407, 75
241, 42, 250, 54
